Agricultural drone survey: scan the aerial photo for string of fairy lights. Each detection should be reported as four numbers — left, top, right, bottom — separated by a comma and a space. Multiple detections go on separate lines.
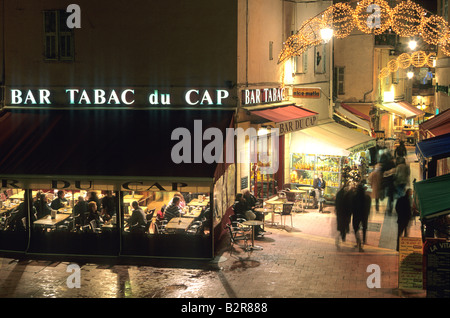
278, 0, 450, 64
379, 51, 436, 78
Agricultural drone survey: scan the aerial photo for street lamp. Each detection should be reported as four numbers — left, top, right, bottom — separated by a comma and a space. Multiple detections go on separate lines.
408, 40, 417, 50
320, 27, 333, 43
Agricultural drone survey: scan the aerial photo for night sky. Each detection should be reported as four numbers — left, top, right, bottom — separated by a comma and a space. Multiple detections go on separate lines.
414, 0, 437, 13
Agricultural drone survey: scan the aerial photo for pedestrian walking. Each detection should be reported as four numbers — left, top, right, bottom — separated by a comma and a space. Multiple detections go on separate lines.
380, 152, 396, 214
394, 140, 407, 159
368, 163, 383, 212
394, 156, 410, 198
351, 182, 371, 252
335, 182, 352, 248
395, 188, 413, 251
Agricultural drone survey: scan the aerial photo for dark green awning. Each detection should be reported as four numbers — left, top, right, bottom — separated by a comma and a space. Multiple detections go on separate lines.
414, 173, 450, 220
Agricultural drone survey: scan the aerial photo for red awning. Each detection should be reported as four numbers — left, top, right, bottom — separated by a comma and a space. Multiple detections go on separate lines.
250, 105, 318, 123
0, 109, 233, 178
420, 108, 450, 133
341, 103, 371, 121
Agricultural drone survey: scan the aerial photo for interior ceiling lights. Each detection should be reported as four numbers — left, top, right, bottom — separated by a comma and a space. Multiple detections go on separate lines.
278, 0, 450, 64
378, 51, 436, 78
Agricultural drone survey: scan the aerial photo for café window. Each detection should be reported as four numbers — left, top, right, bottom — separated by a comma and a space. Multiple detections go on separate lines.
0, 188, 30, 251
43, 10, 74, 61
121, 190, 212, 258
28, 188, 120, 255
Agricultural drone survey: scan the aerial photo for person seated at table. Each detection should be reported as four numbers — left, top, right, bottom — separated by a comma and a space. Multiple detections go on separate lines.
242, 189, 258, 211
101, 190, 117, 222
232, 193, 249, 220
169, 192, 186, 210
164, 196, 183, 222
127, 201, 147, 233
313, 173, 326, 211
86, 201, 101, 228
50, 190, 68, 210
34, 193, 54, 219
242, 189, 264, 235
73, 196, 89, 226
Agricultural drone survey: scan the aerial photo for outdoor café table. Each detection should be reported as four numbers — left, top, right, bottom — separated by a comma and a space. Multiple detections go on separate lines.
254, 207, 272, 232
33, 213, 71, 229
182, 208, 202, 218
58, 207, 73, 214
187, 199, 209, 212
264, 199, 284, 225
165, 217, 194, 234
242, 220, 264, 250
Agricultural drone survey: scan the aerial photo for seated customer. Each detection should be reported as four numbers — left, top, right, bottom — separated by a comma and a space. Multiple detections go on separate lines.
101, 190, 117, 222
164, 196, 182, 222
50, 190, 68, 210
127, 201, 147, 233
73, 196, 89, 226
232, 193, 249, 220
34, 193, 54, 219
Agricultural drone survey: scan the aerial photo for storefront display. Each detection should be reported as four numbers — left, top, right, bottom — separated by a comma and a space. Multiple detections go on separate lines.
289, 153, 342, 197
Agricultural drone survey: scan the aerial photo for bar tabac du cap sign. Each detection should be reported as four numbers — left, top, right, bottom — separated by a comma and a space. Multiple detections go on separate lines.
293, 88, 321, 99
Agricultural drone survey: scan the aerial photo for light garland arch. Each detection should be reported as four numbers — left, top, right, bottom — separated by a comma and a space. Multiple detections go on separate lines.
278, 0, 450, 64
378, 51, 436, 79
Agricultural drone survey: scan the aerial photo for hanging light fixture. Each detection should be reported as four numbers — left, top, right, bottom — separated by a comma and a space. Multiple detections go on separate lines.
320, 27, 334, 43
408, 39, 417, 50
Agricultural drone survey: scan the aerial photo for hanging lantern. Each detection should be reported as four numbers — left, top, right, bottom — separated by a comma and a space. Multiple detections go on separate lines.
410, 51, 427, 67
388, 59, 399, 72
354, 0, 392, 35
390, 0, 425, 37
322, 2, 355, 39
441, 36, 450, 57
420, 15, 449, 45
379, 67, 390, 79
398, 53, 412, 68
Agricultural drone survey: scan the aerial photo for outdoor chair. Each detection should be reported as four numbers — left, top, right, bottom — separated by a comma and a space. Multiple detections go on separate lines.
225, 223, 249, 255
275, 203, 294, 229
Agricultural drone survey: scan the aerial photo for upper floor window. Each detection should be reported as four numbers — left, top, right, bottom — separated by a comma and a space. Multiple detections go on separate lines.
441, 0, 449, 21
43, 10, 74, 61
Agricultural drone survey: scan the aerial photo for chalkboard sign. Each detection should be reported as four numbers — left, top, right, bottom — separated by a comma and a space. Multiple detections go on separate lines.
240, 176, 248, 191
398, 237, 423, 290
425, 240, 450, 298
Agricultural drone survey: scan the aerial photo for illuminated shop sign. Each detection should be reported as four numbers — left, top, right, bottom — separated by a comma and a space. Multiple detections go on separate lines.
8, 88, 230, 107
276, 115, 317, 135
1, 178, 200, 192
293, 88, 321, 99
242, 87, 286, 105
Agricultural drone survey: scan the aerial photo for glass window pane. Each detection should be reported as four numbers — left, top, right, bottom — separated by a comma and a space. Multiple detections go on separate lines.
0, 189, 29, 251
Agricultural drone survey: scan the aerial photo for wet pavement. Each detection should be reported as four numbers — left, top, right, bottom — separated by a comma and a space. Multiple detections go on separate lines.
0, 203, 425, 300
0, 149, 430, 306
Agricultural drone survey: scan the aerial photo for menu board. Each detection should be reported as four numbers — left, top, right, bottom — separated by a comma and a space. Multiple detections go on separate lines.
425, 240, 450, 298
398, 237, 423, 290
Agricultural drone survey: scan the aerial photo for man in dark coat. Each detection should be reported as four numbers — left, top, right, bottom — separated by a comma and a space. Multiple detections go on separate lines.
351, 182, 371, 252
395, 189, 413, 251
335, 183, 352, 247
